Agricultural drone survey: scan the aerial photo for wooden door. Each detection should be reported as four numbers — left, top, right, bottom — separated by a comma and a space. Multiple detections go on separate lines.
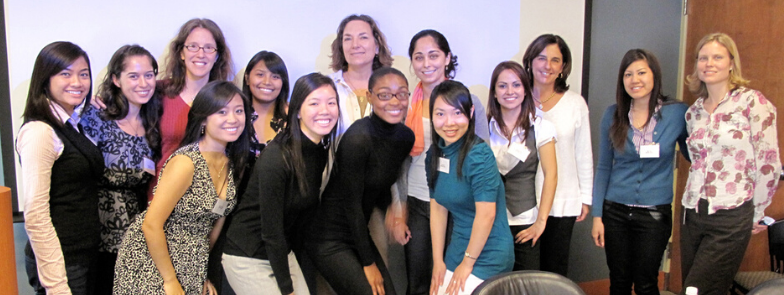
670, 0, 784, 292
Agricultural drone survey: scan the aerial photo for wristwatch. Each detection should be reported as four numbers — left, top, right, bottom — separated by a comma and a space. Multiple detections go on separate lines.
465, 251, 477, 260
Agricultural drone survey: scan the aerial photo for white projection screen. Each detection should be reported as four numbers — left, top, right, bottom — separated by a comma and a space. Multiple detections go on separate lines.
4, 0, 586, 210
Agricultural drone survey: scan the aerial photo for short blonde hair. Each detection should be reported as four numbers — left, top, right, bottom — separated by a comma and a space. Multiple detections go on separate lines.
686, 33, 749, 98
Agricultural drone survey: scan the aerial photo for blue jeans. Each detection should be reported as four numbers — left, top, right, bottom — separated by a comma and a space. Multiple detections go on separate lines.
602, 201, 671, 295
25, 242, 95, 295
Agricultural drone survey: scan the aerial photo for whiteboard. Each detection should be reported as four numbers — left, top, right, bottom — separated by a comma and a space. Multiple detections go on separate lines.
4, 0, 585, 210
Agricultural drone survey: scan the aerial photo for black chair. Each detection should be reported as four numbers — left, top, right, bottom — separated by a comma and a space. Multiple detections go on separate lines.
747, 277, 784, 295
471, 270, 585, 295
732, 220, 784, 294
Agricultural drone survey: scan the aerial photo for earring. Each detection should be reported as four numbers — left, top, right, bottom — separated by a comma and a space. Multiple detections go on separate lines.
558, 73, 563, 79
200, 125, 205, 135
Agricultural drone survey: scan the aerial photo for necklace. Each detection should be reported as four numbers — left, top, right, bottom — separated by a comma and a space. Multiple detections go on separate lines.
119, 116, 143, 137
538, 91, 557, 104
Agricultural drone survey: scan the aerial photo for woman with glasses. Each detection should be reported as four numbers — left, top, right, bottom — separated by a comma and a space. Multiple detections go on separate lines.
308, 67, 414, 295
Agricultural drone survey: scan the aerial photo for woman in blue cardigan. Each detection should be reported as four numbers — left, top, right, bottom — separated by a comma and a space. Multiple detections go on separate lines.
591, 49, 689, 295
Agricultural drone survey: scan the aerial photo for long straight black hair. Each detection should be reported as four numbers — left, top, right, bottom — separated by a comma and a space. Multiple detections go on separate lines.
22, 41, 92, 126
610, 49, 673, 151
180, 81, 252, 182
427, 80, 477, 189
242, 50, 289, 124
273, 72, 339, 196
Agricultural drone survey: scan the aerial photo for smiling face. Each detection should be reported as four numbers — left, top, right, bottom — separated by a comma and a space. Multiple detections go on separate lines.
49, 56, 90, 114
432, 96, 472, 146
697, 41, 732, 87
341, 20, 378, 70
113, 55, 156, 109
411, 35, 451, 86
245, 60, 283, 104
494, 69, 525, 112
180, 27, 218, 81
623, 59, 654, 102
369, 74, 409, 124
531, 44, 563, 87
299, 85, 339, 143
203, 93, 246, 145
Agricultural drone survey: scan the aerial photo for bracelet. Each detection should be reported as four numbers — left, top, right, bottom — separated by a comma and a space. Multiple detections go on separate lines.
464, 251, 477, 260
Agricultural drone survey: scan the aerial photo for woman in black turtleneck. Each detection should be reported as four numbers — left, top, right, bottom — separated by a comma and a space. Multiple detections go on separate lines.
308, 67, 414, 295
221, 73, 339, 295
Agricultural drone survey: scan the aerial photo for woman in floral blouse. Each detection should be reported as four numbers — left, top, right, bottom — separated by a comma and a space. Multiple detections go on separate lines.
680, 33, 780, 295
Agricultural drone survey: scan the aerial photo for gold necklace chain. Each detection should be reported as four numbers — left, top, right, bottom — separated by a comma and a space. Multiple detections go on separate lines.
538, 91, 557, 104
119, 116, 142, 137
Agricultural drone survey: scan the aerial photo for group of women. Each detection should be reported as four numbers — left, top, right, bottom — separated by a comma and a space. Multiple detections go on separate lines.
16, 12, 779, 295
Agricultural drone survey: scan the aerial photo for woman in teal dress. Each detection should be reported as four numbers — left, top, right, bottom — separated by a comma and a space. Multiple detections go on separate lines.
426, 80, 513, 295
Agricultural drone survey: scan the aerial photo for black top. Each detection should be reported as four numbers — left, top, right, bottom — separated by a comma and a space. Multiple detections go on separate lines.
310, 114, 414, 266
223, 130, 327, 294
30, 122, 104, 262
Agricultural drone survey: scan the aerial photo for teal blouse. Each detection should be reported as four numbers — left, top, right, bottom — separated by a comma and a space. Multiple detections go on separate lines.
426, 137, 514, 280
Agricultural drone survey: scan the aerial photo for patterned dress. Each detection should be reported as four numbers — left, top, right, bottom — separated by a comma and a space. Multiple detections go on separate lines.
113, 143, 237, 294
80, 106, 153, 253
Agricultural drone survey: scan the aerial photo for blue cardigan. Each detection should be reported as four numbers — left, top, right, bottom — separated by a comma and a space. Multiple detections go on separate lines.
592, 102, 689, 217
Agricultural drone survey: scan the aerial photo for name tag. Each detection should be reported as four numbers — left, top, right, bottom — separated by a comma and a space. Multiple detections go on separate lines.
212, 198, 228, 215
508, 142, 531, 162
640, 143, 660, 158
142, 156, 156, 176
438, 157, 450, 174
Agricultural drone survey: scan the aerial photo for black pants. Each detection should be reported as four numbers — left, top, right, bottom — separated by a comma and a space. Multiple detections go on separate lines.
602, 201, 671, 295
25, 242, 95, 295
93, 251, 116, 295
510, 224, 540, 271
681, 199, 753, 295
539, 215, 576, 276
308, 238, 396, 295
404, 197, 453, 295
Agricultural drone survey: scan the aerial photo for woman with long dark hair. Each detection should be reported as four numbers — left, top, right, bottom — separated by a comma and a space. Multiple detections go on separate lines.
521, 34, 594, 276
308, 67, 414, 295
591, 49, 688, 295
223, 73, 339, 295
80, 44, 162, 294
18, 41, 103, 295
427, 81, 513, 295
486, 61, 557, 271
113, 81, 251, 295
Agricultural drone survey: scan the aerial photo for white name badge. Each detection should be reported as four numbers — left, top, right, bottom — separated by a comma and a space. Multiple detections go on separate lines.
212, 199, 229, 215
508, 142, 531, 162
142, 156, 156, 176
640, 143, 660, 158
438, 157, 450, 174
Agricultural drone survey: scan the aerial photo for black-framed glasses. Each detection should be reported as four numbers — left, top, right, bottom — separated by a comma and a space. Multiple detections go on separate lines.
184, 44, 218, 54
373, 92, 410, 101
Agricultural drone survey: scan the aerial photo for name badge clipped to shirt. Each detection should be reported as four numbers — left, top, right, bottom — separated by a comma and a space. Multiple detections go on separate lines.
640, 143, 660, 158
212, 199, 229, 215
508, 142, 531, 162
438, 157, 450, 174
142, 156, 156, 176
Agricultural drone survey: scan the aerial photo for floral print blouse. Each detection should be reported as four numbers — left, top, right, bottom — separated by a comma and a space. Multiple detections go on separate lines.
684, 87, 781, 222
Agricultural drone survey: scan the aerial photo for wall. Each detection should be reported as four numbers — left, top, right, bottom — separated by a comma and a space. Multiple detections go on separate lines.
575, 0, 683, 283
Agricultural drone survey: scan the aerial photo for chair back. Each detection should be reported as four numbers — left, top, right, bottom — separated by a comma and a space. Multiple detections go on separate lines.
471, 270, 585, 295
747, 277, 784, 295
768, 220, 784, 273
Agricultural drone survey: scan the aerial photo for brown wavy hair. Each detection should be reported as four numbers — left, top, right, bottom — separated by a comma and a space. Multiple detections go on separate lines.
162, 18, 234, 97
329, 14, 393, 72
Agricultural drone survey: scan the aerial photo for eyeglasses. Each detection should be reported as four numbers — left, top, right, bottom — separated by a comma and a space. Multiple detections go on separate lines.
184, 44, 218, 54
373, 92, 410, 101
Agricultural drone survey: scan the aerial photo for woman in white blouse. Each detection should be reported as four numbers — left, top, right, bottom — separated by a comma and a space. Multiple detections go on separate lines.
680, 32, 780, 295
486, 61, 558, 270
521, 34, 594, 276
